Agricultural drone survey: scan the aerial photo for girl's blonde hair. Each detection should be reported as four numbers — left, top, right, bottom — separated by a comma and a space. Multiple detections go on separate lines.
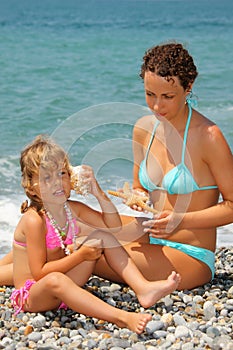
20, 135, 72, 213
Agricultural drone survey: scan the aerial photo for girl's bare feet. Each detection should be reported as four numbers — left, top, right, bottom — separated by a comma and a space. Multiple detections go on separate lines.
137, 271, 181, 308
116, 312, 152, 334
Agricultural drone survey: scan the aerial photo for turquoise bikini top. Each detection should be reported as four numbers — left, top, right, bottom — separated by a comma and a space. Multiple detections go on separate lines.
139, 102, 218, 194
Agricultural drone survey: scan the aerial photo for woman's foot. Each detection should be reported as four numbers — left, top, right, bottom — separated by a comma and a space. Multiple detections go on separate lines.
137, 271, 181, 308
116, 312, 152, 334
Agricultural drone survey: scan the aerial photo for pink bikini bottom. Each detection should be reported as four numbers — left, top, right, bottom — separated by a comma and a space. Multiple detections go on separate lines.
10, 279, 68, 315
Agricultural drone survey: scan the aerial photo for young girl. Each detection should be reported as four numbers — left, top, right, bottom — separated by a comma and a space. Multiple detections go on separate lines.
10, 135, 180, 334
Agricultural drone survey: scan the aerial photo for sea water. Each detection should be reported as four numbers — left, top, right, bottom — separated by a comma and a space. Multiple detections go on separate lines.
0, 0, 233, 256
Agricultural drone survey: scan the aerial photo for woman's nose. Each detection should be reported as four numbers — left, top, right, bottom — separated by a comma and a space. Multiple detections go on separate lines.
153, 98, 162, 111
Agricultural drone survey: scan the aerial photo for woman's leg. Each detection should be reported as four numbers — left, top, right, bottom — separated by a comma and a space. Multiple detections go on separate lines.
86, 231, 181, 308
25, 272, 152, 334
94, 241, 212, 290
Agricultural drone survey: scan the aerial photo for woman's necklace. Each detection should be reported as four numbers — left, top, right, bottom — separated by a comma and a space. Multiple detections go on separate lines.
45, 202, 76, 256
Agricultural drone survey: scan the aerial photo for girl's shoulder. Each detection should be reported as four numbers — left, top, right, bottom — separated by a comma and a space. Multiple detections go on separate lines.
15, 208, 45, 241
21, 208, 45, 228
66, 199, 81, 217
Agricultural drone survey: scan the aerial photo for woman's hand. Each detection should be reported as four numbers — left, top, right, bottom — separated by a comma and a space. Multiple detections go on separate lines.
142, 210, 182, 238
118, 187, 150, 212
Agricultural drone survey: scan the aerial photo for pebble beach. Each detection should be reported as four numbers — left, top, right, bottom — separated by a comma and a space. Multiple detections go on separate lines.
0, 246, 232, 350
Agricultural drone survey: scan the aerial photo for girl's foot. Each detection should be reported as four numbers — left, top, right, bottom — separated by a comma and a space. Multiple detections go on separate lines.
137, 271, 181, 308
116, 312, 152, 334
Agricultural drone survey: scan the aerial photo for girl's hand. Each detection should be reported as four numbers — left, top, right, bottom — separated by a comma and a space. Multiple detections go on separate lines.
78, 238, 103, 261
142, 210, 182, 238
78, 165, 100, 197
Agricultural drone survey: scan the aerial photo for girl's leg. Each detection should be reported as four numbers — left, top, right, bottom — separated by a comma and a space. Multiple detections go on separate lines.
0, 263, 14, 286
25, 272, 152, 334
0, 251, 13, 265
94, 241, 211, 290
0, 252, 14, 285
66, 260, 96, 286
86, 231, 181, 308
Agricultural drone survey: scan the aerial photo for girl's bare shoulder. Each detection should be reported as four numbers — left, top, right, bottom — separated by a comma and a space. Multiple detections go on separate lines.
67, 199, 83, 217
21, 208, 45, 230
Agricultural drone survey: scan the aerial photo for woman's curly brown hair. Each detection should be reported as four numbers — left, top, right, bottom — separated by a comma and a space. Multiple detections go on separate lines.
140, 42, 198, 90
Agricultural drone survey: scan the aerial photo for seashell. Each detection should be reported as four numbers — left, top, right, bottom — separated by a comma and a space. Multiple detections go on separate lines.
70, 165, 90, 196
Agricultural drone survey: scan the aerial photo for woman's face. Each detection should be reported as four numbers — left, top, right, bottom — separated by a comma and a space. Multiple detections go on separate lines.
31, 164, 71, 206
144, 71, 190, 122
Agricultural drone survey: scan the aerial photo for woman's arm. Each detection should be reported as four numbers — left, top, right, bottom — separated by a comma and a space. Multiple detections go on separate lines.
144, 124, 233, 235
132, 117, 151, 195
182, 124, 233, 228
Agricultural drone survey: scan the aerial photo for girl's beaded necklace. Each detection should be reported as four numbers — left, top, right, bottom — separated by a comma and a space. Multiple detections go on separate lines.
45, 202, 76, 256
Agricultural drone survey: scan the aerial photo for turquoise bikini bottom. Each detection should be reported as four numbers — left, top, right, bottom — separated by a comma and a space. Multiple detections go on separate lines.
149, 237, 215, 279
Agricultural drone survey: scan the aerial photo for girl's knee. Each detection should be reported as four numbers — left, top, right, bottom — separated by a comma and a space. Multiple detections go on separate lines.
44, 272, 66, 290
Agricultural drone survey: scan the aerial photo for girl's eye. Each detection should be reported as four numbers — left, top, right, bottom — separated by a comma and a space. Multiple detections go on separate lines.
44, 175, 51, 182
58, 170, 68, 177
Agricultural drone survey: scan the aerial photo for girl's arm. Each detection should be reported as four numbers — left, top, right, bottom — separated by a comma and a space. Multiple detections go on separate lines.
71, 165, 122, 233
24, 212, 102, 280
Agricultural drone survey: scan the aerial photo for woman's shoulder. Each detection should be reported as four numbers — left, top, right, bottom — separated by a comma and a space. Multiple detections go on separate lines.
133, 114, 156, 138
192, 109, 231, 152
134, 114, 155, 128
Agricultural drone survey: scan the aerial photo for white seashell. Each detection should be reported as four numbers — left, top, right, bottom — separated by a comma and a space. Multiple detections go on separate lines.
70, 165, 90, 196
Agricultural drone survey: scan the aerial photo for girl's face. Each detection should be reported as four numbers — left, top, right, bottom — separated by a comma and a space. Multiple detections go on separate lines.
31, 164, 71, 206
144, 71, 190, 122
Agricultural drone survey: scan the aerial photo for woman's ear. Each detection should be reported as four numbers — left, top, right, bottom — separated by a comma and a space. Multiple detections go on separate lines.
186, 83, 193, 94
185, 83, 193, 101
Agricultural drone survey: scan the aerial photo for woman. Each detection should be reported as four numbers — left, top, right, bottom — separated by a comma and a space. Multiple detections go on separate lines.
93, 42, 233, 290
